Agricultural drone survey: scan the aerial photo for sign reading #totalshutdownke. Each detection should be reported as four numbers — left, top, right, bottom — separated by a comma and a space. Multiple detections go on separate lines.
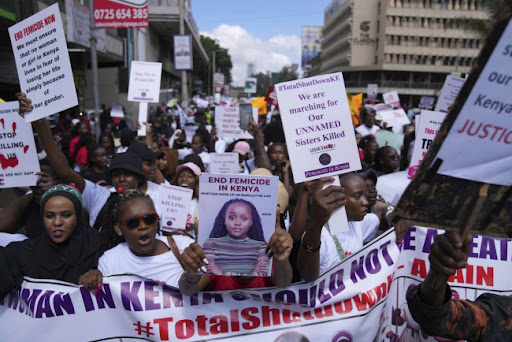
276, 73, 361, 183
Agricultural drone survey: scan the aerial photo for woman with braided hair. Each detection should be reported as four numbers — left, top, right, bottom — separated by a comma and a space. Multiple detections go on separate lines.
80, 190, 193, 290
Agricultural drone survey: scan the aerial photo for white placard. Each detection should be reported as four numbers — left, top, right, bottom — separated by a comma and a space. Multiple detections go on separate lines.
244, 77, 257, 93
436, 20, 512, 186
214, 106, 256, 139
198, 173, 278, 276
110, 102, 124, 118
275, 72, 361, 183
382, 90, 400, 106
137, 102, 148, 136
0, 102, 40, 188
155, 184, 193, 232
377, 109, 411, 134
9, 3, 78, 123
127, 61, 162, 103
434, 74, 466, 113
407, 110, 446, 179
367, 83, 378, 99
174, 35, 192, 70
210, 153, 239, 174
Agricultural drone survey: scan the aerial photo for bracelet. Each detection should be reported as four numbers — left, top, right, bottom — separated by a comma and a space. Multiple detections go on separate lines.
182, 273, 201, 285
301, 239, 321, 253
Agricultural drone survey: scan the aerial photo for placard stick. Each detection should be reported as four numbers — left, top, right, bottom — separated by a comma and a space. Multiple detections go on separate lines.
428, 183, 490, 290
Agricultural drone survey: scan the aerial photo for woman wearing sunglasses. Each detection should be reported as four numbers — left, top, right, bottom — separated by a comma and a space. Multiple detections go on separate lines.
80, 190, 191, 290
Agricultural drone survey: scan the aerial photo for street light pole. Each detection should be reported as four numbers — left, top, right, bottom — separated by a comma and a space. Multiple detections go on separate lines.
211, 48, 227, 96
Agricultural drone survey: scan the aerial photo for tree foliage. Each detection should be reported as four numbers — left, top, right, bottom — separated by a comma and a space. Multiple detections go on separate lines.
251, 72, 271, 97
450, 0, 503, 37
277, 64, 299, 83
193, 36, 233, 94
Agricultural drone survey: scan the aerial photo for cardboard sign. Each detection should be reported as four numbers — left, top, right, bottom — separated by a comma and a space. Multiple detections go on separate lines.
382, 90, 400, 108
377, 109, 410, 134
210, 153, 239, 174
408, 110, 446, 179
9, 3, 78, 123
198, 173, 278, 276
128, 61, 162, 103
393, 9, 512, 237
110, 102, 124, 118
155, 184, 193, 232
214, 106, 256, 139
275, 72, 361, 183
93, 0, 148, 28
435, 21, 512, 186
0, 102, 40, 188
434, 75, 466, 113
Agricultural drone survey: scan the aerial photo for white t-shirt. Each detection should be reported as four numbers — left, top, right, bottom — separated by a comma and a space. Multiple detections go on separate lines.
98, 234, 192, 288
319, 213, 380, 275
82, 179, 162, 228
355, 124, 380, 137
82, 179, 112, 227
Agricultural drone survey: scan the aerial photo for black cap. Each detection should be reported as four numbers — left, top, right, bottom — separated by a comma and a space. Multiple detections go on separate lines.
356, 168, 378, 185
107, 152, 145, 178
127, 142, 164, 161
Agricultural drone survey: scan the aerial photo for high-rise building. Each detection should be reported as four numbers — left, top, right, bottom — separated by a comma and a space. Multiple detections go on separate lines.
313, 0, 490, 105
247, 63, 255, 77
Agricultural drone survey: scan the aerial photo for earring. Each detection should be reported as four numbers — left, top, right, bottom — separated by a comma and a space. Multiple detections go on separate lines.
117, 232, 122, 236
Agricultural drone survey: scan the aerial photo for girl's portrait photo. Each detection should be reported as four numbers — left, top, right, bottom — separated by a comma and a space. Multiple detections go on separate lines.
203, 198, 270, 276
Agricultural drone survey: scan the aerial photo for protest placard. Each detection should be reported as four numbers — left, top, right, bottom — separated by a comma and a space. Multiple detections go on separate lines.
275, 73, 361, 183
128, 61, 162, 103
367, 83, 378, 99
9, 3, 78, 123
110, 102, 124, 118
377, 109, 410, 134
392, 8, 512, 237
198, 173, 278, 276
382, 90, 400, 108
244, 78, 257, 94
214, 106, 256, 139
209, 153, 239, 174
0, 101, 40, 188
434, 74, 466, 113
374, 129, 404, 156
407, 110, 446, 179
155, 184, 193, 233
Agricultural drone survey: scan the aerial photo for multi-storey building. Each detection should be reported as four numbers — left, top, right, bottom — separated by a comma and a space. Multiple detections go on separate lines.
313, 0, 490, 106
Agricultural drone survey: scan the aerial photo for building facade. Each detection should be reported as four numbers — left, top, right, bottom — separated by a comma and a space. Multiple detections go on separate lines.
314, 0, 489, 106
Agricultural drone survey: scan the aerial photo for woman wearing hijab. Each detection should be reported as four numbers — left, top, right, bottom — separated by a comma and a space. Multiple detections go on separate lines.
0, 184, 104, 298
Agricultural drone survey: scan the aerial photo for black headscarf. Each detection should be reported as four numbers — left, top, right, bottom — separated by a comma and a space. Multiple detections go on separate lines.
0, 185, 104, 298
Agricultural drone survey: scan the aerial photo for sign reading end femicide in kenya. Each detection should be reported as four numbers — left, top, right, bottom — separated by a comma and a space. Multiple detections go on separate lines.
275, 73, 361, 183
436, 19, 512, 187
8, 3, 78, 123
393, 7, 512, 237
128, 61, 162, 103
0, 102, 40, 188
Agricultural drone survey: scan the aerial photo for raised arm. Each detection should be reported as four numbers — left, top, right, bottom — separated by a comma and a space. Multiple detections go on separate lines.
17, 92, 85, 192
249, 119, 272, 170
268, 208, 293, 287
297, 178, 345, 282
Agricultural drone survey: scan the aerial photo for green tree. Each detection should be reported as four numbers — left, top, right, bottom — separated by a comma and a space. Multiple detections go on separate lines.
277, 63, 299, 83
449, 0, 503, 37
193, 36, 233, 94
251, 72, 271, 97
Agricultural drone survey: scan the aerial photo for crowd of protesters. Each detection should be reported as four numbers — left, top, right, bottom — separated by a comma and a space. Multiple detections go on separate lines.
0, 91, 486, 340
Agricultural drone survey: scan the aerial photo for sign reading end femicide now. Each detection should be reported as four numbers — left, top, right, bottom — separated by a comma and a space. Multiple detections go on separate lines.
276, 73, 361, 183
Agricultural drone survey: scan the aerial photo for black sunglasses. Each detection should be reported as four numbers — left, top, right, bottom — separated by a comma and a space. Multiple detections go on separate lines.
121, 213, 158, 229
